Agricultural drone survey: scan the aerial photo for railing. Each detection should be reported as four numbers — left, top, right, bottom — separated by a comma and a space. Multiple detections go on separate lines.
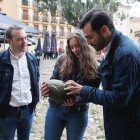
51, 17, 57, 23
59, 18, 65, 24
42, 16, 49, 22
33, 15, 39, 21
59, 31, 65, 36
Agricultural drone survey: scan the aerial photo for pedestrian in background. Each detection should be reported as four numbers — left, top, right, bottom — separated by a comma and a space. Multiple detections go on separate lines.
35, 50, 41, 67
41, 30, 100, 140
0, 25, 40, 140
64, 9, 140, 140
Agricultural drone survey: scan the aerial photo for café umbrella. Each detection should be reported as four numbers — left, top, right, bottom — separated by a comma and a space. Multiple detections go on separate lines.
43, 31, 50, 53
51, 31, 57, 52
35, 38, 42, 55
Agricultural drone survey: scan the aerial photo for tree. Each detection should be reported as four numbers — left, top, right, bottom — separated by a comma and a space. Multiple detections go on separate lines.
35, 0, 139, 26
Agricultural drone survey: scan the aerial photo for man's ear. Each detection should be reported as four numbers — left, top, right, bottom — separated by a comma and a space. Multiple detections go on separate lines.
6, 39, 10, 43
100, 25, 109, 37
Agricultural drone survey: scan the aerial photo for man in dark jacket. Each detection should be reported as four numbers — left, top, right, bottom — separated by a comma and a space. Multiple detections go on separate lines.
0, 25, 40, 140
65, 9, 140, 140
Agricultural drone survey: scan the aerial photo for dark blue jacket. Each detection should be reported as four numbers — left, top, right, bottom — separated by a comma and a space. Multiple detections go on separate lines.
0, 49, 40, 118
80, 30, 140, 140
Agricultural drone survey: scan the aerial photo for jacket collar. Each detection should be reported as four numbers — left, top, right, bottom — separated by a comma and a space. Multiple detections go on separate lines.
1, 48, 11, 63
1, 48, 34, 63
100, 30, 122, 68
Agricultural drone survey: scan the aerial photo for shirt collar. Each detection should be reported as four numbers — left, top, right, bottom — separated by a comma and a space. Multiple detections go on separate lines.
103, 42, 111, 59
9, 49, 25, 60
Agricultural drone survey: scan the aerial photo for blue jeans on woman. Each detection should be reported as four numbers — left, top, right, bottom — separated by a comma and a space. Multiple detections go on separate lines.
44, 104, 88, 140
0, 107, 34, 140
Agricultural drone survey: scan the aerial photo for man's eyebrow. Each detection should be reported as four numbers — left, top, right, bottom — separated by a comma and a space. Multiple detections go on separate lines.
15, 36, 27, 39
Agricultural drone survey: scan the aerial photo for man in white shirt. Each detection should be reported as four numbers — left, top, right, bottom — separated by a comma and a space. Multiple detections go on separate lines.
0, 25, 39, 140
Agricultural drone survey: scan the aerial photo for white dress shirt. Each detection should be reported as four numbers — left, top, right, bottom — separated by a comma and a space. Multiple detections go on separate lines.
99, 43, 111, 90
9, 52, 32, 107
103, 42, 111, 60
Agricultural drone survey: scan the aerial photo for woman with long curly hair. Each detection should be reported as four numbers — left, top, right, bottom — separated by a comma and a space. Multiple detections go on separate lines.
41, 30, 100, 140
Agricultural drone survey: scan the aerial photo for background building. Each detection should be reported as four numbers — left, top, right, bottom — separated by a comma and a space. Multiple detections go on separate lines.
113, 2, 140, 48
0, 0, 140, 52
0, 0, 75, 52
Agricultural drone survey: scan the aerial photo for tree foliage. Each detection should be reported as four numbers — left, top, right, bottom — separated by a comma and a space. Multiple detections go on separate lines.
35, 0, 139, 26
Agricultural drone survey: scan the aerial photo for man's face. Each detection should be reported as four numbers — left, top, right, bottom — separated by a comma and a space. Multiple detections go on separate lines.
8, 29, 27, 53
82, 23, 106, 51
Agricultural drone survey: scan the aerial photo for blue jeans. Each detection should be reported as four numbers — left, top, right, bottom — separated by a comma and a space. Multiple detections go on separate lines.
44, 104, 88, 140
0, 108, 34, 140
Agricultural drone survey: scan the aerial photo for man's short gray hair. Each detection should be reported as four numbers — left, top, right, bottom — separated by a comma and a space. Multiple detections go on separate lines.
5, 25, 24, 39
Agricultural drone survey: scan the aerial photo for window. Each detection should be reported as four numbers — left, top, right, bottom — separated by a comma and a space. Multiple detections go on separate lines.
60, 27, 64, 36
22, 10, 28, 20
33, 11, 38, 21
67, 28, 71, 33
22, 0, 28, 6
52, 26, 56, 31
42, 13, 48, 22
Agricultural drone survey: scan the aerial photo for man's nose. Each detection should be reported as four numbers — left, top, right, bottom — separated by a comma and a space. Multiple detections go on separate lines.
87, 40, 91, 45
23, 38, 27, 44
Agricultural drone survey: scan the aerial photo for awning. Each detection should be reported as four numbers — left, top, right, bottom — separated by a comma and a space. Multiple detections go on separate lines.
0, 12, 41, 34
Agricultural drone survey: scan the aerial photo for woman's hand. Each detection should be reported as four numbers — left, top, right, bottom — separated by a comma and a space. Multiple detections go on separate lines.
63, 97, 78, 106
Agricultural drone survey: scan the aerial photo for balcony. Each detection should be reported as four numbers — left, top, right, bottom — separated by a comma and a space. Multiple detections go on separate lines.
42, 16, 49, 22
33, 15, 39, 21
51, 17, 57, 23
59, 31, 65, 37
59, 18, 65, 24
22, 0, 28, 6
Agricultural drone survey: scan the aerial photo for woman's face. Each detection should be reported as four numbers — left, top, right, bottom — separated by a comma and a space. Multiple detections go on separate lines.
69, 37, 81, 58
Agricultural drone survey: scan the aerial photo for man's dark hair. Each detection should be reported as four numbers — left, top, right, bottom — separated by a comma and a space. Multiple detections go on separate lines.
5, 25, 24, 39
79, 9, 115, 33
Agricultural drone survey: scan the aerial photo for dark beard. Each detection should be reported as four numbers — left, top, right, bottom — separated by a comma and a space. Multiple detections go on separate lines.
96, 34, 106, 51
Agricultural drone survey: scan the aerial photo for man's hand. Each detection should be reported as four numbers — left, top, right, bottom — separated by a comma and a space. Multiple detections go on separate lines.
41, 82, 49, 98
64, 80, 83, 95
